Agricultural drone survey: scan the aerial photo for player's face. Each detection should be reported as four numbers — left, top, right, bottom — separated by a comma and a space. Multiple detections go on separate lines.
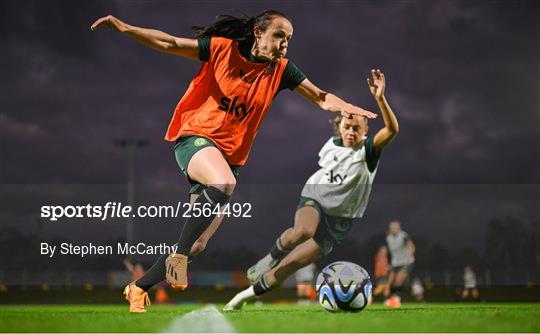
389, 221, 401, 235
256, 17, 293, 62
339, 116, 368, 147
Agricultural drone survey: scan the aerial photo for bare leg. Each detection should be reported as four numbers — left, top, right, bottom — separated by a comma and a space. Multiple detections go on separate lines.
374, 283, 389, 297
386, 269, 408, 306
393, 269, 408, 287
187, 146, 236, 195
224, 239, 323, 311
265, 239, 324, 288
246, 206, 320, 284
461, 288, 470, 299
471, 288, 480, 300
279, 206, 320, 250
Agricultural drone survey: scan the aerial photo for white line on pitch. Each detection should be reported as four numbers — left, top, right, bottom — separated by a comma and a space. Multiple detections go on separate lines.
162, 304, 236, 333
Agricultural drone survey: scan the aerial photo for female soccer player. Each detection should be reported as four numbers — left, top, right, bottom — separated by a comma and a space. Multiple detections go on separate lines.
224, 69, 398, 310
461, 266, 480, 301
91, 10, 376, 312
384, 220, 415, 308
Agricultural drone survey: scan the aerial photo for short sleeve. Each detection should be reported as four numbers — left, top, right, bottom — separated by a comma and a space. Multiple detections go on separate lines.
364, 136, 381, 173
197, 37, 211, 62
278, 61, 307, 92
403, 232, 411, 242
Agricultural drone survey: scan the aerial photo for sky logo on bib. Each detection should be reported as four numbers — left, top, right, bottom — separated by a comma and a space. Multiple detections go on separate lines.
194, 138, 208, 147
326, 170, 348, 185
218, 96, 254, 121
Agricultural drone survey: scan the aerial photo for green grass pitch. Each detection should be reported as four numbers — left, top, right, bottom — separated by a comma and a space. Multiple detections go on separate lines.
1, 303, 539, 332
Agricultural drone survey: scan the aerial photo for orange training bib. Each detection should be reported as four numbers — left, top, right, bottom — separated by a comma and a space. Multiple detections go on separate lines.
164, 37, 288, 166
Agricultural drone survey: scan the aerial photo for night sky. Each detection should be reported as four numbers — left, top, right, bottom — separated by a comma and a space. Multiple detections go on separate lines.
1, 1, 539, 254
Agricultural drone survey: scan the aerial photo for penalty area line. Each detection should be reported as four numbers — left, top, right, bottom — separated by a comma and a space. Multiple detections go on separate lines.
161, 304, 236, 333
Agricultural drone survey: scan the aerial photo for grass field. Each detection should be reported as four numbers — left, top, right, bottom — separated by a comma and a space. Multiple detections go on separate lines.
1, 303, 539, 332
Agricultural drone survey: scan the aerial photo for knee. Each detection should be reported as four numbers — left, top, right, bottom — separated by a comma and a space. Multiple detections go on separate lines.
207, 175, 236, 195
293, 226, 316, 242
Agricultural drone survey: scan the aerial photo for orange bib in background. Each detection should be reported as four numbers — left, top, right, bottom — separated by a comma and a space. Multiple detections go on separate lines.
164, 37, 288, 166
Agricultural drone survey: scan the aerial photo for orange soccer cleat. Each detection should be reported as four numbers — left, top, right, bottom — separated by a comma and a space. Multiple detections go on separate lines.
384, 295, 401, 308
123, 282, 150, 313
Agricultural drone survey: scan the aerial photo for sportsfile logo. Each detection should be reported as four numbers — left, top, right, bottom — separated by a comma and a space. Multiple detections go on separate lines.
40, 201, 253, 221
218, 95, 253, 121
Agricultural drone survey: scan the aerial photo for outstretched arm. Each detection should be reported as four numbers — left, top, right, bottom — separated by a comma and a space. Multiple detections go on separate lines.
293, 79, 377, 119
407, 240, 415, 256
367, 69, 399, 152
91, 15, 199, 60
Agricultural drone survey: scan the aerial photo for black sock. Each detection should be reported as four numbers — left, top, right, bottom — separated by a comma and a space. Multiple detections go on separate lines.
253, 276, 271, 296
390, 285, 402, 297
269, 238, 290, 261
176, 186, 230, 255
135, 254, 167, 292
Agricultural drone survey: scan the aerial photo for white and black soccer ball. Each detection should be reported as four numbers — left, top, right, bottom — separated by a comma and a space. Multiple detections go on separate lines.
316, 261, 372, 312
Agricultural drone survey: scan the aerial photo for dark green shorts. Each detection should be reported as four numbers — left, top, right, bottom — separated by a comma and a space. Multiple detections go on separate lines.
391, 263, 414, 274
174, 135, 240, 194
297, 197, 354, 256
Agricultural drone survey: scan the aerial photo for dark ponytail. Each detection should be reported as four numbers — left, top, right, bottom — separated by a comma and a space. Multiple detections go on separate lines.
192, 10, 291, 48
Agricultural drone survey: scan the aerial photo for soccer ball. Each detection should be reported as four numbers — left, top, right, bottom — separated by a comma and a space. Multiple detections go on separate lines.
316, 261, 372, 312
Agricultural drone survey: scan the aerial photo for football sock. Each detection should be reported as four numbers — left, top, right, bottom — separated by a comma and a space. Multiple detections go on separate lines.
390, 285, 403, 296
135, 254, 167, 292
270, 237, 290, 261
236, 286, 256, 302
253, 276, 272, 296
135, 245, 196, 292
176, 186, 230, 255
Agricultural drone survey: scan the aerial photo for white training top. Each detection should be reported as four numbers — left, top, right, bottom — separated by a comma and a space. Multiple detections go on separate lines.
411, 281, 424, 295
464, 271, 477, 288
386, 231, 415, 267
301, 136, 380, 219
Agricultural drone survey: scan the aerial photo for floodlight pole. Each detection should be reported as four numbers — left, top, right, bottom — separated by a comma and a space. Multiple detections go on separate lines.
114, 138, 149, 260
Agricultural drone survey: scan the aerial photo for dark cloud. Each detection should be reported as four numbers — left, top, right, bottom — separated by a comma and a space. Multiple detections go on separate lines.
1, 0, 538, 186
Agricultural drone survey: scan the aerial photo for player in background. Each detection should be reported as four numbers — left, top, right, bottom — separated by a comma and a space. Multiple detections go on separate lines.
384, 220, 415, 308
224, 69, 399, 310
123, 259, 145, 282
295, 263, 317, 304
461, 266, 480, 301
91, 10, 376, 312
372, 245, 390, 301
410, 277, 424, 301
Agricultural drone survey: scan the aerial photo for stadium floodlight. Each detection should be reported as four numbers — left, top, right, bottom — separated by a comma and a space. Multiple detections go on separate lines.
114, 138, 149, 259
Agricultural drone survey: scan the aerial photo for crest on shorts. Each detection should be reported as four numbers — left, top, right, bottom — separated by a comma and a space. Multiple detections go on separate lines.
306, 200, 315, 206
194, 138, 208, 147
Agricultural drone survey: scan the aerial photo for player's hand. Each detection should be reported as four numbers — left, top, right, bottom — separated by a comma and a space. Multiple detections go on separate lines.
91, 15, 124, 32
367, 69, 386, 99
341, 103, 377, 119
